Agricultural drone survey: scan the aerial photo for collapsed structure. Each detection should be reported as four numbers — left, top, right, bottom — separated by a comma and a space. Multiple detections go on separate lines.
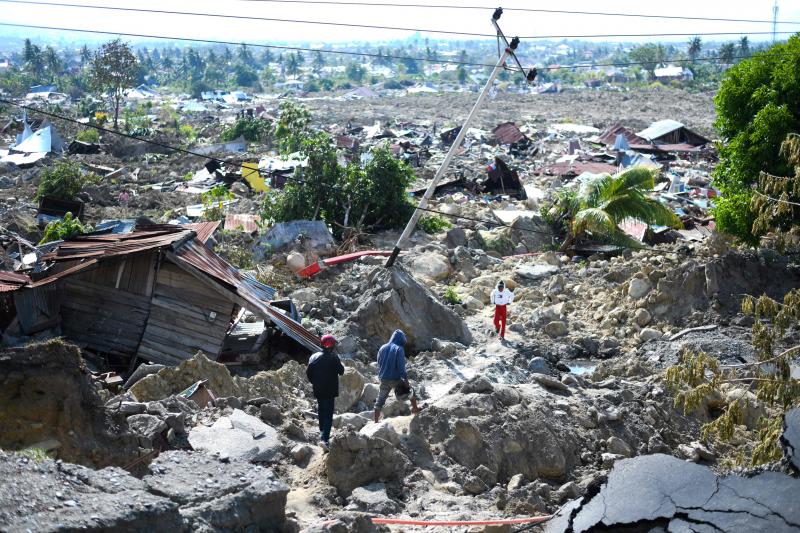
0, 221, 318, 369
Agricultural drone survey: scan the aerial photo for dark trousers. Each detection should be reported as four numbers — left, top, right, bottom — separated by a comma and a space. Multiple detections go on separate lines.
317, 397, 335, 443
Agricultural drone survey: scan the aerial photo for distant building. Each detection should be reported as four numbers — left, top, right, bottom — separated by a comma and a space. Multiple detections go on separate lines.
653, 65, 694, 82
0, 58, 10, 71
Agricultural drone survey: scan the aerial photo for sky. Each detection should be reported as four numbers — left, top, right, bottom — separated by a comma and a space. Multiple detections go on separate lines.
0, 0, 798, 48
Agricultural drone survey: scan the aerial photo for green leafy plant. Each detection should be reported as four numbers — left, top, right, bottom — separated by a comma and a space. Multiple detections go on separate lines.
91, 38, 138, 128
417, 214, 452, 234
557, 166, 681, 251
15, 447, 50, 462
178, 124, 197, 143
273, 100, 311, 155
36, 160, 100, 201
75, 128, 100, 143
201, 184, 234, 221
443, 286, 461, 305
220, 116, 271, 143
39, 212, 91, 244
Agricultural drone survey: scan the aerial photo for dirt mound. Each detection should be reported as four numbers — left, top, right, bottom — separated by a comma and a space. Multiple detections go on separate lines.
0, 339, 138, 468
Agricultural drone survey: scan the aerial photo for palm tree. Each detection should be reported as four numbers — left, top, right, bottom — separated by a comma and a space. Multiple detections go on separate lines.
688, 36, 702, 63
719, 42, 737, 65
559, 167, 681, 252
738, 36, 750, 59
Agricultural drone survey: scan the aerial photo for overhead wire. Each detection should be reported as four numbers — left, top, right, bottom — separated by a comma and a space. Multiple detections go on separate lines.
0, 0, 797, 40
0, 22, 784, 73
0, 98, 698, 257
232, 0, 800, 26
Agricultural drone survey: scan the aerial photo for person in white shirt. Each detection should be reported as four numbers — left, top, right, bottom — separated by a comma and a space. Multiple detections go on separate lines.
490, 280, 514, 339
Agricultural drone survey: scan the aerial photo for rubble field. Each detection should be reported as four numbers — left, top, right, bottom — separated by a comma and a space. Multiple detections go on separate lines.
1, 85, 799, 533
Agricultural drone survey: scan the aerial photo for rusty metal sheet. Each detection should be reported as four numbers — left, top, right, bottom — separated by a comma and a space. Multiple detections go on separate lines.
223, 214, 260, 234
492, 122, 526, 145
0, 270, 31, 292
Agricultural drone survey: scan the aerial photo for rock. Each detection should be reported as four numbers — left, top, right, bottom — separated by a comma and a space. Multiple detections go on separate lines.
127, 414, 168, 441
359, 421, 401, 446
527, 357, 549, 375
336, 368, 366, 413
561, 374, 580, 387
360, 383, 379, 409
545, 454, 800, 533
601, 452, 625, 468
507, 473, 525, 491
677, 441, 716, 463
144, 451, 289, 531
515, 264, 559, 280
350, 266, 472, 352
445, 227, 468, 248
334, 413, 371, 431
540, 251, 561, 267
130, 353, 240, 403
628, 278, 652, 300
633, 308, 652, 327
118, 401, 147, 415
188, 409, 280, 462
347, 483, 399, 514
407, 252, 452, 282
531, 374, 570, 392
260, 403, 283, 425
286, 251, 307, 273
544, 321, 568, 338
291, 444, 312, 463
326, 432, 411, 495
460, 376, 495, 394
638, 328, 662, 342
606, 436, 633, 458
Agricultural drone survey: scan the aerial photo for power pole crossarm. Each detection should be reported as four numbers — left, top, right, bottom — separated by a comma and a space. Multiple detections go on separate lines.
385, 8, 533, 268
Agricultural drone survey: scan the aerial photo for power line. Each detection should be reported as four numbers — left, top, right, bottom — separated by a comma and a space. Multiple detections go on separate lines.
0, 22, 783, 73
1, 0, 797, 40
0, 99, 700, 258
234, 0, 800, 26
755, 190, 800, 207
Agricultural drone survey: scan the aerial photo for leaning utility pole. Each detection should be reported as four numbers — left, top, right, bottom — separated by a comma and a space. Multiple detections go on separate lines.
773, 1, 779, 43
384, 8, 535, 268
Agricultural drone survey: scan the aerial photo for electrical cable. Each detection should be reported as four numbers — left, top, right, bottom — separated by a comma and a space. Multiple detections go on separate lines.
1, 0, 797, 40
232, 0, 800, 26
0, 22, 784, 73
754, 190, 800, 207
0, 98, 699, 256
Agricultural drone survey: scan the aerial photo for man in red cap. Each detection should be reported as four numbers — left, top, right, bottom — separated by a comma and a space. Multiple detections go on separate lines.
306, 334, 345, 451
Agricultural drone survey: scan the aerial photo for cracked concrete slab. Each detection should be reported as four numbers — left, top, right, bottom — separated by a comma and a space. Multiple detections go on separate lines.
545, 454, 800, 533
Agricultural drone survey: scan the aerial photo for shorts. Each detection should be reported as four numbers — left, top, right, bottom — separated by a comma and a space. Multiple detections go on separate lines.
374, 379, 416, 410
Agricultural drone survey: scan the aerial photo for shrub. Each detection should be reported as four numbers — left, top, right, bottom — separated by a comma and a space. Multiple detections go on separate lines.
443, 286, 461, 305
75, 128, 100, 143
274, 101, 311, 155
178, 124, 197, 142
36, 160, 100, 201
220, 117, 271, 143
39, 212, 91, 244
417, 214, 452, 234
201, 184, 234, 221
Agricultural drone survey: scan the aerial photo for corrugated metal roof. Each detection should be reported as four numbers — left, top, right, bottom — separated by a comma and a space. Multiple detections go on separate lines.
0, 271, 31, 292
636, 120, 684, 141
596, 124, 644, 146
41, 226, 192, 262
184, 221, 220, 244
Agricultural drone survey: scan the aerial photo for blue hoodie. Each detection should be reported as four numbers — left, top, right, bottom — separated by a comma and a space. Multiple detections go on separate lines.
377, 329, 408, 381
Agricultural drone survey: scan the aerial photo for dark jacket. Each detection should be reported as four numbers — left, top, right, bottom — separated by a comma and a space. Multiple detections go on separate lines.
377, 329, 408, 381
306, 348, 345, 399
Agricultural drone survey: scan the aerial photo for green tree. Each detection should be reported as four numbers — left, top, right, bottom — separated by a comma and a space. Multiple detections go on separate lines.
286, 53, 300, 77
91, 39, 138, 128
42, 46, 61, 82
739, 36, 750, 58
712, 36, 800, 242
346, 62, 366, 83
79, 45, 91, 65
312, 50, 326, 75
555, 167, 681, 251
629, 43, 666, 78
688, 36, 702, 63
274, 100, 312, 155
36, 160, 100, 201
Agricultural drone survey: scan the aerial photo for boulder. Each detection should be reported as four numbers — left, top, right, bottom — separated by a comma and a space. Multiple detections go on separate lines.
334, 413, 371, 431
188, 409, 280, 462
532, 374, 570, 392
606, 436, 633, 458
127, 414, 168, 442
347, 483, 399, 514
360, 383, 380, 409
350, 266, 472, 353
633, 308, 652, 327
326, 432, 411, 495
445, 227, 468, 248
515, 264, 559, 280
359, 421, 401, 446
544, 321, 568, 338
639, 328, 662, 342
781, 408, 800, 473
407, 252, 452, 282
628, 278, 652, 300
336, 368, 366, 413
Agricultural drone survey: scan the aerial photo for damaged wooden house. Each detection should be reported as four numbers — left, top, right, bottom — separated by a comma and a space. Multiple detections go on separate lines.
0, 222, 320, 368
